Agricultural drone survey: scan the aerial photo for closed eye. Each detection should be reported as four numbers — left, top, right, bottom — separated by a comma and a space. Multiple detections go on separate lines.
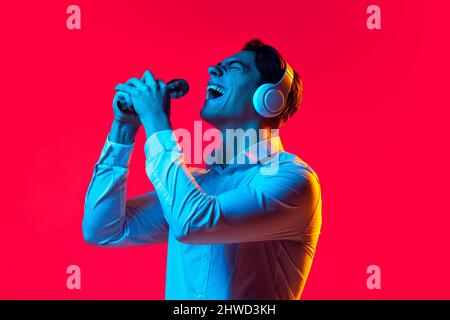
229, 61, 245, 70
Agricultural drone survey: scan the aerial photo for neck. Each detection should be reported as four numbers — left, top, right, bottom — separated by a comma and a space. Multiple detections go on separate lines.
215, 122, 279, 167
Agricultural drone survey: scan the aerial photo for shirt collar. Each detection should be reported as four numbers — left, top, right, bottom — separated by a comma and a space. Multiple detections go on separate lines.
205, 135, 284, 173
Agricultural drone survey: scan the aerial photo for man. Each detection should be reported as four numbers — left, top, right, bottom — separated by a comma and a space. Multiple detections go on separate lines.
83, 39, 322, 300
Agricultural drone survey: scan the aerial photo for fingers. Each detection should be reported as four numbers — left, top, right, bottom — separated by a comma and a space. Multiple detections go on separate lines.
157, 79, 167, 90
126, 77, 147, 91
142, 70, 157, 88
115, 83, 139, 95
115, 71, 165, 96
116, 91, 132, 107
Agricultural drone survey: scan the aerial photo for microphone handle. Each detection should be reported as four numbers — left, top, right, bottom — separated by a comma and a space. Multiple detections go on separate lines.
117, 79, 186, 113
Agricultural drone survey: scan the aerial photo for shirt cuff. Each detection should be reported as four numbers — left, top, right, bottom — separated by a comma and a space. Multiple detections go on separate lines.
97, 134, 135, 168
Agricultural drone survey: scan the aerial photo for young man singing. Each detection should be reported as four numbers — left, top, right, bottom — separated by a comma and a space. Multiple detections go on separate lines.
83, 39, 322, 300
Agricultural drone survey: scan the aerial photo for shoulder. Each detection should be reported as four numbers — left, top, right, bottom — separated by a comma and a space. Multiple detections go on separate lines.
259, 151, 320, 187
255, 151, 321, 206
253, 151, 322, 223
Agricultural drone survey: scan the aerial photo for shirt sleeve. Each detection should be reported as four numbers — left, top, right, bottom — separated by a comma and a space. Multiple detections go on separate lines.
83, 134, 169, 247
144, 130, 321, 244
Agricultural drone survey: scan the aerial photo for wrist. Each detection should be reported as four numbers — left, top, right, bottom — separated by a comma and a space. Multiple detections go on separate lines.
113, 116, 140, 129
142, 116, 172, 138
110, 119, 140, 145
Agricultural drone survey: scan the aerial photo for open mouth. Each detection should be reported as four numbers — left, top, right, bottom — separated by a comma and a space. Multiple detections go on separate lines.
206, 83, 226, 101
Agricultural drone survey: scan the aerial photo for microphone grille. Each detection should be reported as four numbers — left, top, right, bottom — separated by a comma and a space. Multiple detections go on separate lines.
168, 79, 189, 98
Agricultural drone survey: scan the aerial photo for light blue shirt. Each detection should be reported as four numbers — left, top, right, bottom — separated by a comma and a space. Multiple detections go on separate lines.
83, 130, 322, 300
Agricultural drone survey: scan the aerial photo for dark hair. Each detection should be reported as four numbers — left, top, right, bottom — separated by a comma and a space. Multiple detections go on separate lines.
242, 39, 303, 126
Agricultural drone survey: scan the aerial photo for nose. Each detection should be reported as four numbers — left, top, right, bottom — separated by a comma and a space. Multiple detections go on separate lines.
208, 65, 223, 77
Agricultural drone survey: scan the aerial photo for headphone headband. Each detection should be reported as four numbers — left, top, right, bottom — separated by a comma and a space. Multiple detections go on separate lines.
276, 62, 294, 95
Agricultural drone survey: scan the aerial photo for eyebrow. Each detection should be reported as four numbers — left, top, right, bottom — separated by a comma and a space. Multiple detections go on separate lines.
218, 59, 248, 70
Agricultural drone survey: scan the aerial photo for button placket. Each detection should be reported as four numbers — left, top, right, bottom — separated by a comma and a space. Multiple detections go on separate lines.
195, 245, 211, 299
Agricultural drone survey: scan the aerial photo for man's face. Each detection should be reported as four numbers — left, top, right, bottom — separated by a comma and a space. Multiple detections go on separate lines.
200, 50, 262, 129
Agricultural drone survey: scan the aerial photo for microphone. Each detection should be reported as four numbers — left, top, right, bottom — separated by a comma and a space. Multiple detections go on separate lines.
117, 79, 189, 113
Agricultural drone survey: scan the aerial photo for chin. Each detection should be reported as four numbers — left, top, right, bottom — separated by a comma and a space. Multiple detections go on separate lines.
200, 108, 217, 126
200, 106, 228, 128
199, 107, 208, 121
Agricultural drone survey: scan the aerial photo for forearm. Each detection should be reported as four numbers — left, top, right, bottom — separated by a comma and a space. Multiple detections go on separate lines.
109, 118, 140, 145
142, 116, 172, 140
144, 130, 216, 240
83, 134, 134, 245
83, 165, 128, 244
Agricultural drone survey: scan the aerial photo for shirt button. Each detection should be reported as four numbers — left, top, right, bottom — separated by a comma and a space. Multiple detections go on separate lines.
196, 294, 203, 299
202, 254, 209, 260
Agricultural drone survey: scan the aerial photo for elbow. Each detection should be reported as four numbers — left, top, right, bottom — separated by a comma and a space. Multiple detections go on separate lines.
83, 233, 101, 246
171, 223, 191, 243
173, 230, 199, 244
82, 224, 115, 246
82, 202, 100, 245
82, 208, 126, 246
82, 209, 109, 246
171, 197, 217, 244
82, 230, 100, 246
170, 218, 203, 244
82, 219, 103, 246
172, 225, 214, 245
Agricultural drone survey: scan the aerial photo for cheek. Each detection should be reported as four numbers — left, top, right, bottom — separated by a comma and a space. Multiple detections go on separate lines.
233, 81, 257, 105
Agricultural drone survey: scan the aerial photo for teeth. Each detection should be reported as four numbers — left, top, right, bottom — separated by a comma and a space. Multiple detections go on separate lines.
207, 84, 224, 95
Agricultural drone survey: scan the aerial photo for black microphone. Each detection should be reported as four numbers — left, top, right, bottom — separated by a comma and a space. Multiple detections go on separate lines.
117, 79, 189, 113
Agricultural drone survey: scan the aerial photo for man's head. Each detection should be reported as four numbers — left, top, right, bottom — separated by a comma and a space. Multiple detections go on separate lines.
200, 39, 303, 130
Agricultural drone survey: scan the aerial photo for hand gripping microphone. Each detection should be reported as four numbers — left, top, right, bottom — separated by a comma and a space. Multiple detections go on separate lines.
117, 79, 189, 113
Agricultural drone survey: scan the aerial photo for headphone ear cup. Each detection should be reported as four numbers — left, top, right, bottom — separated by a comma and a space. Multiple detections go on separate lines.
253, 84, 285, 118
253, 83, 274, 117
265, 89, 285, 114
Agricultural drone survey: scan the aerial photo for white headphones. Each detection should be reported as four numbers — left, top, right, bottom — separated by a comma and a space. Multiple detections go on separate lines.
253, 62, 294, 118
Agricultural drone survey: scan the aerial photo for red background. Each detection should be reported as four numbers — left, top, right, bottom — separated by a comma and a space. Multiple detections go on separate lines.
1, 0, 449, 299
